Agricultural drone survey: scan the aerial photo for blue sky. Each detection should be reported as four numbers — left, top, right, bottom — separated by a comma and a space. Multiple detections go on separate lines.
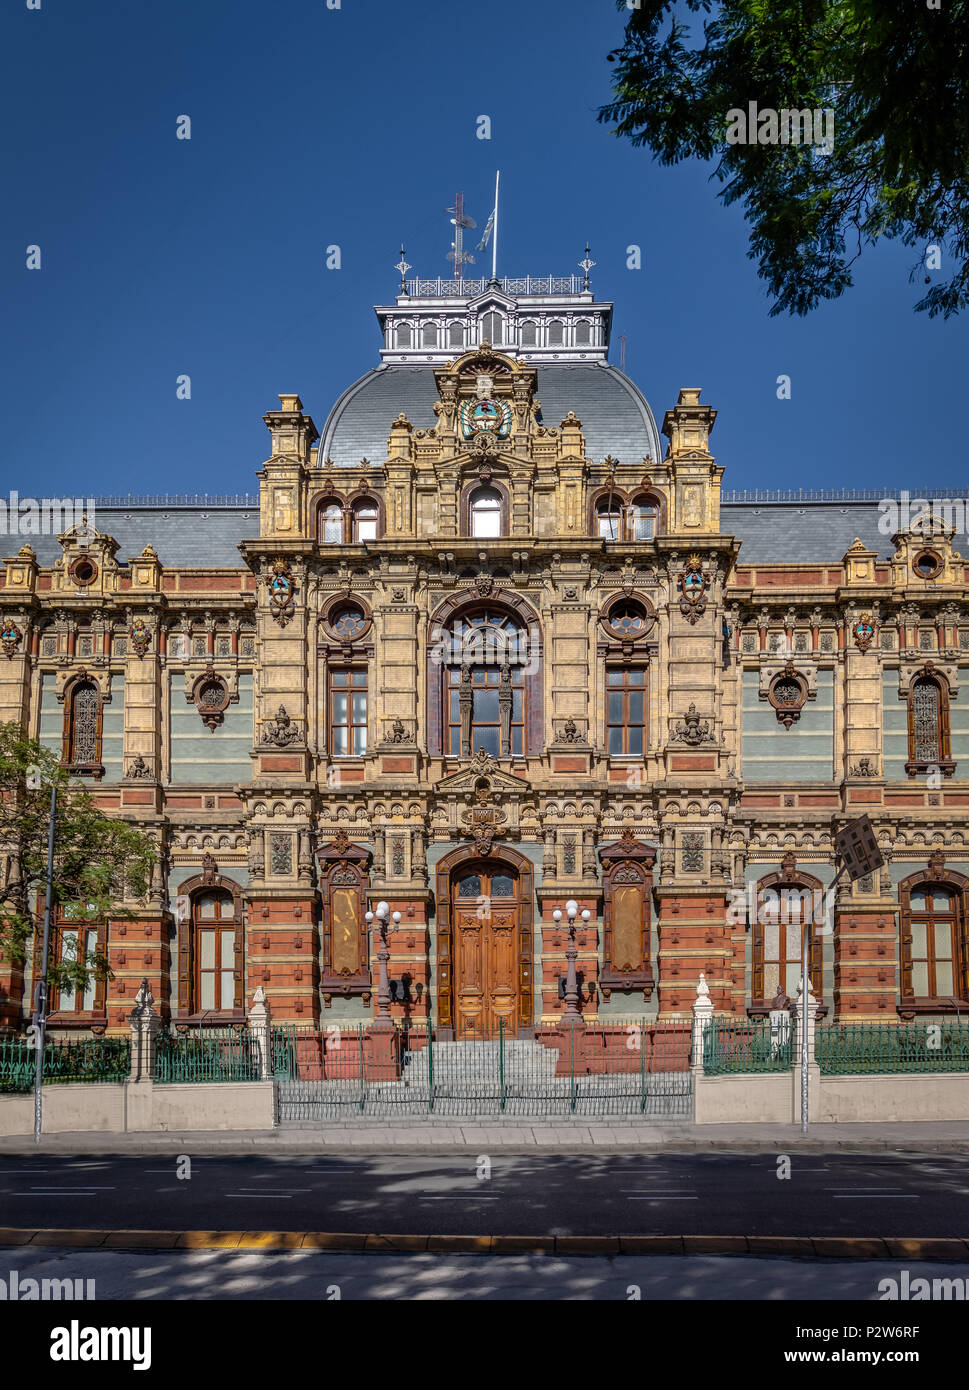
3, 0, 966, 500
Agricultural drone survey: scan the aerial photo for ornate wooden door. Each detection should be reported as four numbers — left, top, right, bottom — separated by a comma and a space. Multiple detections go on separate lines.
452, 863, 520, 1038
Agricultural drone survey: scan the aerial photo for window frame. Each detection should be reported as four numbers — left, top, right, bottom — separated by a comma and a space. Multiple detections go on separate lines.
605, 666, 647, 757
61, 673, 105, 778
328, 666, 369, 758
899, 864, 969, 1013
45, 907, 107, 1021
906, 668, 954, 776
175, 874, 244, 1022
749, 867, 825, 1016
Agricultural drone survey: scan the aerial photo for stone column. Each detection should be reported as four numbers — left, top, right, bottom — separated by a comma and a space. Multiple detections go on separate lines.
691, 972, 714, 1072
248, 985, 273, 1081
128, 978, 161, 1083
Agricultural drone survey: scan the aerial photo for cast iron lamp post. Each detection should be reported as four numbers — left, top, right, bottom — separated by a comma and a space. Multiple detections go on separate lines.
553, 899, 591, 1023
365, 900, 400, 1027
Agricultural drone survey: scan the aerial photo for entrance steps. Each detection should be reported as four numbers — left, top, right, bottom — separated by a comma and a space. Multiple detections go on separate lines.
402, 1039, 560, 1089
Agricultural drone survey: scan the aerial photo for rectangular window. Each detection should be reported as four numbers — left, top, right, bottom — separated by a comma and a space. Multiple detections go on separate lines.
329, 669, 368, 757
606, 668, 646, 756
907, 889, 960, 999
445, 666, 525, 756
50, 912, 101, 1014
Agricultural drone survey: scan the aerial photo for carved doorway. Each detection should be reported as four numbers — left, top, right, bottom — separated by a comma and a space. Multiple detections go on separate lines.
451, 861, 521, 1038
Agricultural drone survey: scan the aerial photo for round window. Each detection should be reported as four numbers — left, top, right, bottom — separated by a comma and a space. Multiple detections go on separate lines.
913, 551, 942, 579
330, 604, 367, 639
608, 600, 649, 637
70, 556, 98, 586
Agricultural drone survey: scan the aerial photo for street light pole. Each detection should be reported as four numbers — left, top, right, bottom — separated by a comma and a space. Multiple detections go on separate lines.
32, 781, 57, 1145
555, 899, 591, 1023
366, 900, 397, 1027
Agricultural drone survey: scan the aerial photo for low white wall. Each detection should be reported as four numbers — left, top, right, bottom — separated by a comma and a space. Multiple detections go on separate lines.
150, 1082, 275, 1132
694, 1071, 793, 1124
815, 1072, 969, 1123
0, 1081, 275, 1135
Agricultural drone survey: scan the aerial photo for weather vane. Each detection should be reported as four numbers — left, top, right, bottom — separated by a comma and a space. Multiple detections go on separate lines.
395, 245, 412, 295
579, 244, 596, 291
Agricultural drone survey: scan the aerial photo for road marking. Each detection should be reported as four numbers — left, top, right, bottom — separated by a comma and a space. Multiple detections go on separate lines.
832, 1194, 919, 1200
626, 1196, 698, 1202
225, 1194, 295, 1200
27, 1186, 116, 1192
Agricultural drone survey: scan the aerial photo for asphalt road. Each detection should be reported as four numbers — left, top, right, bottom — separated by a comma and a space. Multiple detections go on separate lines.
0, 1152, 967, 1237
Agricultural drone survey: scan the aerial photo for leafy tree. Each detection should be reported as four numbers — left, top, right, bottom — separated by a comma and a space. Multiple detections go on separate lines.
0, 723, 155, 1009
599, 0, 969, 316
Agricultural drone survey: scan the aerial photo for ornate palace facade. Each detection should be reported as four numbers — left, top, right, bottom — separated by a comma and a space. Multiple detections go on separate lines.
2, 270, 968, 1035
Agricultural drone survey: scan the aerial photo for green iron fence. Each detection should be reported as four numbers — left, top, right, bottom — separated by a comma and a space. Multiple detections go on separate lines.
153, 1026, 260, 1083
273, 1017, 693, 1121
816, 1019, 969, 1075
702, 1015, 793, 1075
0, 1033, 131, 1093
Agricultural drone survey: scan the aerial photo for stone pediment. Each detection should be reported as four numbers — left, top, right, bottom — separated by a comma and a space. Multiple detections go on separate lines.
437, 749, 530, 795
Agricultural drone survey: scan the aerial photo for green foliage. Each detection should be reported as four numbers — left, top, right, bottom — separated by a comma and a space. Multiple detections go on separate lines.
600, 0, 969, 316
0, 722, 155, 1002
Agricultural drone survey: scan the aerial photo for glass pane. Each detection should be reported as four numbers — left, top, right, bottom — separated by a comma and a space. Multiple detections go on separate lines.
491, 874, 515, 897
627, 727, 643, 756
332, 727, 348, 756
608, 727, 623, 754
764, 922, 780, 963
351, 694, 367, 721
448, 728, 460, 755
511, 690, 523, 722
474, 727, 500, 756
220, 970, 235, 1008
352, 727, 367, 755
933, 892, 952, 912
82, 968, 97, 1011
936, 960, 954, 997
627, 669, 645, 685
221, 933, 235, 968
912, 962, 930, 996
511, 727, 523, 754
200, 972, 215, 1011
472, 510, 501, 538
352, 672, 368, 687
449, 691, 460, 722
200, 931, 215, 969
606, 671, 623, 686
608, 693, 623, 723
910, 890, 927, 910
61, 929, 78, 963
598, 515, 619, 540
910, 922, 928, 959
628, 692, 643, 724
197, 894, 218, 920
332, 694, 348, 722
356, 518, 377, 541
458, 874, 481, 898
331, 671, 347, 687
474, 691, 499, 722
935, 921, 954, 963
784, 963, 801, 997
763, 963, 780, 998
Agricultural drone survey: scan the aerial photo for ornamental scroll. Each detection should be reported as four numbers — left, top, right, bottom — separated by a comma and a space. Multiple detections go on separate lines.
598, 833, 657, 1000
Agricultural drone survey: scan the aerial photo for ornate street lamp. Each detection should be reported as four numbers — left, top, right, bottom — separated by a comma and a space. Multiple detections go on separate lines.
365, 900, 399, 1027
553, 899, 591, 1024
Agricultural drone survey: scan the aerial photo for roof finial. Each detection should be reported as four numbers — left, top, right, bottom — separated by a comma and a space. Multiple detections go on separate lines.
395, 245, 411, 295
579, 243, 596, 291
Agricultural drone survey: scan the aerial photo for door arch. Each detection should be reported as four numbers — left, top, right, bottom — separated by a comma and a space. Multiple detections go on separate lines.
435, 845, 534, 1037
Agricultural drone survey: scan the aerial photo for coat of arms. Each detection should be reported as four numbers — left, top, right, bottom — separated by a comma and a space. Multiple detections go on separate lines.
678, 556, 707, 624
267, 559, 296, 628
853, 615, 875, 652
460, 375, 512, 441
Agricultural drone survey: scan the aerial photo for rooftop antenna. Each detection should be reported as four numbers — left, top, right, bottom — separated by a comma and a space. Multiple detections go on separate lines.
446, 193, 476, 281
619, 333, 626, 372
395, 245, 411, 295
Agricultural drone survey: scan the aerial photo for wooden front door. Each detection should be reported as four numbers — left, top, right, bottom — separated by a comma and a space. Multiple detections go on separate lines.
452, 862, 520, 1038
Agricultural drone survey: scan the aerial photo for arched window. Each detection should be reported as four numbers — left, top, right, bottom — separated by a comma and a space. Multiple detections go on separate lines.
65, 679, 102, 773
449, 322, 465, 349
907, 672, 952, 774
319, 503, 343, 544
520, 321, 537, 347
481, 311, 503, 345
422, 322, 438, 348
192, 889, 237, 1013
444, 609, 527, 757
352, 500, 379, 542
595, 497, 623, 540
630, 496, 658, 540
900, 863, 969, 1008
547, 321, 564, 346
750, 869, 824, 1013
575, 320, 591, 346
470, 486, 503, 538
397, 323, 412, 348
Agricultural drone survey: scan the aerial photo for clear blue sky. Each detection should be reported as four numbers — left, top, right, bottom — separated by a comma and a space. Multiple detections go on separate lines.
3, 0, 966, 500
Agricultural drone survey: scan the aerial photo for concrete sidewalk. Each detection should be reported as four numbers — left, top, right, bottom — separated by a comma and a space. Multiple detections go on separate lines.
2, 1120, 969, 1154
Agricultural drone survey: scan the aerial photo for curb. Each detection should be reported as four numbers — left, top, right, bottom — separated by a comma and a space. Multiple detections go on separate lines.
2, 1228, 968, 1260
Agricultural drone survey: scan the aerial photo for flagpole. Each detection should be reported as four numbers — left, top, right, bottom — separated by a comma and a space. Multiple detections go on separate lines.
492, 170, 500, 281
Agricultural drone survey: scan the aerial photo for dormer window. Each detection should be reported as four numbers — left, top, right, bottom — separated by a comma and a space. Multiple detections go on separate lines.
631, 497, 657, 540
481, 311, 503, 345
575, 321, 591, 346
422, 322, 438, 348
352, 500, 379, 542
548, 321, 564, 346
397, 324, 412, 348
521, 322, 537, 347
449, 322, 465, 349
321, 503, 343, 543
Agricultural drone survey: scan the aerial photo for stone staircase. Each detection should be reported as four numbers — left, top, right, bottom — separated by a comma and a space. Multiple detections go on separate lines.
401, 1038, 561, 1090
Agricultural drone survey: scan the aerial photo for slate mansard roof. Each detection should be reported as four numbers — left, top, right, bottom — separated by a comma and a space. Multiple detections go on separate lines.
318, 362, 665, 472
11, 492, 944, 571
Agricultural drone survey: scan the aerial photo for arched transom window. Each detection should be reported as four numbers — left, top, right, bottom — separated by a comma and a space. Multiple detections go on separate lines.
444, 610, 527, 758
469, 486, 504, 538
